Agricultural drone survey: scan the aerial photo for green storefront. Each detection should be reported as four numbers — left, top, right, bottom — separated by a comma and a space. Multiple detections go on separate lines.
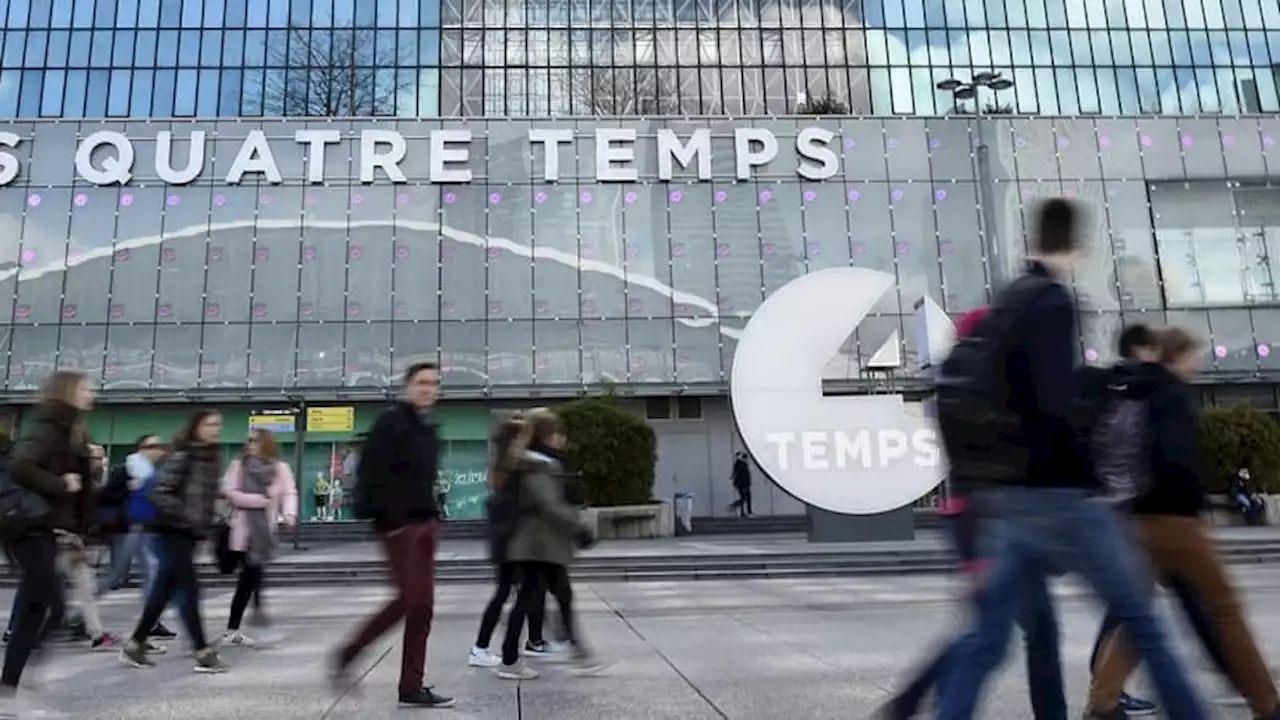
16, 403, 493, 522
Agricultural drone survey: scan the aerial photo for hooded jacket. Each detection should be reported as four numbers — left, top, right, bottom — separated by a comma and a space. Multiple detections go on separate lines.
10, 401, 94, 535
1128, 362, 1208, 518
505, 449, 593, 568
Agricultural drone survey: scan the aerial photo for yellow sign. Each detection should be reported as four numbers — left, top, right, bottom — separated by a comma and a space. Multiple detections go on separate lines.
307, 406, 355, 433
248, 412, 296, 433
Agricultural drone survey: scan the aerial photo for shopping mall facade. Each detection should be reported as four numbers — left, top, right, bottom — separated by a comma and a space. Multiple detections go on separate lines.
0, 0, 1276, 520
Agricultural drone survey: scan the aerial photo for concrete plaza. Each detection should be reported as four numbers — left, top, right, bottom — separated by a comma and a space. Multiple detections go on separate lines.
17, 566, 1280, 719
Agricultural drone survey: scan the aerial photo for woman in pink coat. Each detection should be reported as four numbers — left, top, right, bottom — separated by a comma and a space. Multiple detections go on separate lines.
218, 429, 298, 647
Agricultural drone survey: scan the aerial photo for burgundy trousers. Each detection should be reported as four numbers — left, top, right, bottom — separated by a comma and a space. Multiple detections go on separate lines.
342, 520, 439, 694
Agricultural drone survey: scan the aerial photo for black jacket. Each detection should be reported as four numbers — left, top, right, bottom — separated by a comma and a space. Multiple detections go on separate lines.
359, 402, 441, 533
1130, 363, 1208, 518
10, 401, 94, 535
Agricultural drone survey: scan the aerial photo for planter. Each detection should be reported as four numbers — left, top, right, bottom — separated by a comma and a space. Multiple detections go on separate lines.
589, 502, 673, 540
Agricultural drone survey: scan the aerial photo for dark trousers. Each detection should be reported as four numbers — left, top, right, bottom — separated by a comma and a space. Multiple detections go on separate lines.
501, 562, 577, 666
131, 533, 207, 651
731, 486, 752, 517
228, 562, 264, 631
475, 562, 543, 649
2, 534, 65, 688
1091, 573, 1234, 688
341, 520, 439, 695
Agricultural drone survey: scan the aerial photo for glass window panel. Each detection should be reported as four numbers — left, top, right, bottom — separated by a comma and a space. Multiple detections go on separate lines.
1252, 309, 1280, 373
1079, 311, 1123, 367
199, 323, 249, 388
344, 322, 392, 387
668, 184, 715, 320
8, 325, 58, 390
347, 185, 395, 321
60, 187, 114, 324
152, 323, 199, 388
846, 182, 901, 314
1105, 181, 1163, 313
0, 192, 24, 323
15, 188, 70, 326
391, 185, 440, 322
623, 184, 669, 319
1179, 118, 1227, 179
390, 321, 440, 378
300, 186, 348, 323
197, 185, 251, 324
1237, 188, 1280, 305
674, 322, 720, 383
295, 323, 343, 387
1206, 309, 1256, 373
581, 319, 627, 384
889, 183, 942, 315
577, 184, 625, 320
712, 184, 763, 318
103, 325, 153, 391
489, 319, 533, 385
629, 318, 674, 383
248, 324, 296, 389
934, 182, 986, 312
1152, 183, 1243, 307
440, 321, 485, 387
486, 185, 532, 320
531, 185, 578, 321
799, 182, 850, 274
533, 319, 579, 385
758, 183, 803, 299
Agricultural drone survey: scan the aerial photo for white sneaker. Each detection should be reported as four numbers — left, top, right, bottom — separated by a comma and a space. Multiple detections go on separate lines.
567, 653, 615, 676
467, 647, 500, 668
218, 630, 256, 648
495, 661, 540, 680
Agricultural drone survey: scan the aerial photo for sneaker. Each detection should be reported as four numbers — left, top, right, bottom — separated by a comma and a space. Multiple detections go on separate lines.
468, 647, 500, 668
142, 640, 167, 655
567, 652, 615, 676
64, 626, 91, 644
1, 631, 9, 645
1084, 706, 1127, 720
147, 623, 177, 639
523, 641, 553, 657
90, 633, 120, 652
217, 630, 256, 648
496, 661, 540, 680
193, 648, 229, 674
1118, 692, 1157, 717
398, 687, 455, 707
118, 640, 156, 668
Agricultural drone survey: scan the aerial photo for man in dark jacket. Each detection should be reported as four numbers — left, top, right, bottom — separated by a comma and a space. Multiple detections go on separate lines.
728, 453, 752, 517
331, 362, 453, 709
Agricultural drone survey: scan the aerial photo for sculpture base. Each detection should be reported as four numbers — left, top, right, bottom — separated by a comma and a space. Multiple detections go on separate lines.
806, 506, 915, 543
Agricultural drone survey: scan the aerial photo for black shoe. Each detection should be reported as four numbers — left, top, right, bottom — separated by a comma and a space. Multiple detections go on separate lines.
148, 623, 177, 639
398, 687, 455, 708
524, 641, 552, 657
1, 631, 9, 644
328, 649, 354, 693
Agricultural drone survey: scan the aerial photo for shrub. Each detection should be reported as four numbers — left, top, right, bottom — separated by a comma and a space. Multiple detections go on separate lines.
556, 395, 657, 507
1198, 403, 1280, 493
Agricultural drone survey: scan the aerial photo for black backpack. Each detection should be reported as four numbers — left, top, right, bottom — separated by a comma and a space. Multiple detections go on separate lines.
935, 275, 1054, 484
0, 451, 51, 541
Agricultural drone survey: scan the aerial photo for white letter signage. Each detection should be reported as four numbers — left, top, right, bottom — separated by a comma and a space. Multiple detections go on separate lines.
225, 130, 283, 185
75, 131, 134, 185
429, 129, 472, 183
154, 130, 206, 185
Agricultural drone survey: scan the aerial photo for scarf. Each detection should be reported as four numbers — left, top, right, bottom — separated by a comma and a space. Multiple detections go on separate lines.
241, 455, 278, 566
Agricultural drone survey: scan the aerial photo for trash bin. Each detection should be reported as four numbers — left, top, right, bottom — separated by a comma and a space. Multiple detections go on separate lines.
673, 493, 694, 536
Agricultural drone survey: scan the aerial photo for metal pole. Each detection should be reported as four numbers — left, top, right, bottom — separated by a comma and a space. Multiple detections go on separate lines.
972, 93, 1006, 292
292, 400, 307, 552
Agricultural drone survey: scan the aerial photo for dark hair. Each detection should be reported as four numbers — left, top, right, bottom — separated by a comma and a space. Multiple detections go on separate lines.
1031, 198, 1080, 255
488, 418, 525, 490
176, 408, 220, 451
403, 361, 439, 386
40, 370, 88, 444
1157, 326, 1203, 364
136, 434, 160, 451
1117, 324, 1158, 359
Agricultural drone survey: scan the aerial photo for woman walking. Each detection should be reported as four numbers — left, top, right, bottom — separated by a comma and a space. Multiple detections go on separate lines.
218, 428, 297, 648
494, 409, 608, 680
119, 409, 229, 673
1, 371, 95, 714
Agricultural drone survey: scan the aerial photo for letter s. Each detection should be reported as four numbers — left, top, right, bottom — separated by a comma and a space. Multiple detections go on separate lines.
912, 429, 939, 467
0, 132, 22, 186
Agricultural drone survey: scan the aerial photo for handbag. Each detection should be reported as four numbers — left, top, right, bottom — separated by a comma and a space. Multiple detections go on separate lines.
0, 464, 51, 540
213, 522, 239, 575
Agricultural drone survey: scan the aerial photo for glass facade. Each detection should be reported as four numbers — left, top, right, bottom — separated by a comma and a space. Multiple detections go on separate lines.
0, 0, 1277, 118
0, 116, 1277, 399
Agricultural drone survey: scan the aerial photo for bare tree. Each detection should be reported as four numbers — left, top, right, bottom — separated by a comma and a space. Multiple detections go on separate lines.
264, 25, 415, 116
571, 68, 679, 116
798, 94, 849, 115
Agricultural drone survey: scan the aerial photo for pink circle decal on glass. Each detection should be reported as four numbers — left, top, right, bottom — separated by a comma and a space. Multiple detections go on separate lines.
349, 246, 363, 261
26, 194, 40, 207
672, 244, 686, 257
929, 138, 941, 149
488, 247, 502, 259
714, 190, 727, 202
1015, 137, 1026, 149
442, 246, 456, 259
119, 194, 134, 207
534, 191, 548, 204
303, 246, 317, 260
579, 191, 592, 203
536, 300, 550, 313
253, 303, 267, 317
934, 189, 947, 202
488, 192, 501, 204
214, 194, 227, 207
806, 241, 821, 256
848, 189, 861, 202
1222, 136, 1236, 148
209, 248, 223, 261
762, 242, 776, 256
443, 193, 456, 204
940, 240, 954, 255
62, 305, 77, 319
14, 306, 29, 319
259, 195, 271, 205
395, 302, 408, 316
348, 303, 362, 316
20, 249, 36, 263
206, 304, 220, 318
166, 195, 180, 206
843, 137, 855, 149
896, 242, 909, 254
1022, 189, 1034, 200
395, 246, 409, 259
1181, 135, 1194, 148
891, 189, 903, 202
255, 248, 269, 261
157, 304, 171, 317
1057, 137, 1069, 148
624, 191, 637, 204
1263, 136, 1274, 148
397, 193, 410, 205
627, 243, 641, 259
581, 247, 595, 258
628, 299, 641, 312
887, 138, 899, 149
581, 301, 597, 314
352, 193, 365, 205
670, 191, 683, 203
716, 243, 731, 257
1258, 344, 1270, 358
1084, 348, 1099, 362
114, 248, 131, 261
853, 242, 866, 255
1099, 136, 1112, 148
758, 190, 772, 203
1140, 135, 1153, 147
73, 194, 87, 207
110, 303, 125, 318
803, 190, 816, 202
1214, 345, 1228, 358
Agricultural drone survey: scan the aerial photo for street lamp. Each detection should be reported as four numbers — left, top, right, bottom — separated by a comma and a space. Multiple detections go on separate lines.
936, 71, 1015, 290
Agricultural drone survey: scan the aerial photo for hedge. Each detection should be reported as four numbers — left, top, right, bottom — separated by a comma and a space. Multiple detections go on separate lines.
1198, 403, 1280, 493
556, 395, 657, 507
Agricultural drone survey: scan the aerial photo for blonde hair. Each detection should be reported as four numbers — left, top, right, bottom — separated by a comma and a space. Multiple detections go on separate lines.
1156, 326, 1203, 364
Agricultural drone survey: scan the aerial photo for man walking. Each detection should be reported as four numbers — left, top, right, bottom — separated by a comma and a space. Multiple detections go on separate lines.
331, 362, 453, 708
728, 452, 752, 517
